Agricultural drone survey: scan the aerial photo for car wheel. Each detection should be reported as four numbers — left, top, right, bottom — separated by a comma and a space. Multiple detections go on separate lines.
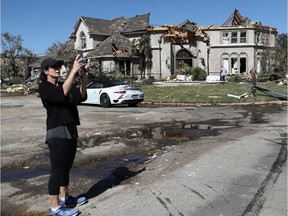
100, 94, 111, 108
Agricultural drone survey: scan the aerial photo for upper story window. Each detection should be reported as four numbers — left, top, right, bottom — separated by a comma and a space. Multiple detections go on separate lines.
222, 32, 229, 44
221, 31, 247, 44
260, 33, 264, 44
240, 32, 247, 43
255, 32, 269, 45
265, 33, 270, 45
231, 32, 238, 43
80, 31, 86, 49
256, 32, 261, 44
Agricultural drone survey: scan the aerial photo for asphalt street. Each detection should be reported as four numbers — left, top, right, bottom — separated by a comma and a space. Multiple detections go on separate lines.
1, 94, 287, 216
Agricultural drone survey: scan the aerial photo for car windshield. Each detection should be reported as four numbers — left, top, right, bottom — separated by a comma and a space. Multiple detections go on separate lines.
88, 80, 127, 88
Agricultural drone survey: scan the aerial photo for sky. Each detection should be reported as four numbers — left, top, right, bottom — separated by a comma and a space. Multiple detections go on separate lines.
1, 0, 287, 56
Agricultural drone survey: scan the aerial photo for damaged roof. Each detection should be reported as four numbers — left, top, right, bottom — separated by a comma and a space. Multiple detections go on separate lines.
221, 8, 277, 31
74, 13, 150, 58
78, 17, 113, 36
147, 20, 197, 44
195, 8, 277, 35
222, 9, 248, 26
86, 33, 133, 58
71, 13, 150, 38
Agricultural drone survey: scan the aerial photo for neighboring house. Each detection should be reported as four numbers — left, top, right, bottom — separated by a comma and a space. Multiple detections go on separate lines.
69, 13, 150, 77
200, 9, 277, 77
30, 9, 278, 81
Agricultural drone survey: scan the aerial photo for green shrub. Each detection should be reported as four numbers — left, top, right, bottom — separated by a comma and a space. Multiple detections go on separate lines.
106, 68, 124, 80
257, 71, 270, 82
228, 74, 242, 83
189, 67, 207, 81
122, 75, 138, 84
141, 76, 155, 85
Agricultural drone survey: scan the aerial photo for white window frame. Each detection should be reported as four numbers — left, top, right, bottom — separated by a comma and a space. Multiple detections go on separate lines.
222, 32, 230, 44
231, 32, 238, 43
240, 31, 247, 43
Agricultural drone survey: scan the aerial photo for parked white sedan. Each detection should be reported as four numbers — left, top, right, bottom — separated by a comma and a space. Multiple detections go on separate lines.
82, 80, 144, 108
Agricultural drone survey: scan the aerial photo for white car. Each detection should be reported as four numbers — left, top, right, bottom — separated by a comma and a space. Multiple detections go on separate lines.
82, 80, 144, 108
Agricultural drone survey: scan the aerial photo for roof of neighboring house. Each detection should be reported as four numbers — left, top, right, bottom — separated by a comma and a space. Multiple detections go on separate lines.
121, 13, 150, 33
82, 17, 112, 35
82, 13, 150, 58
31, 14, 150, 67
86, 33, 133, 58
71, 13, 150, 38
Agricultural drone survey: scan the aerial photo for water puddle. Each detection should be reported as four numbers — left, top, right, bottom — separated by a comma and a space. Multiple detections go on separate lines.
79, 153, 148, 179
1, 104, 23, 108
1, 169, 50, 183
82, 120, 232, 150
1, 154, 148, 183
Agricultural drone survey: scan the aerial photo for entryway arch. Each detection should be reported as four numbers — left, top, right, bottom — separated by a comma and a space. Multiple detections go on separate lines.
176, 49, 193, 71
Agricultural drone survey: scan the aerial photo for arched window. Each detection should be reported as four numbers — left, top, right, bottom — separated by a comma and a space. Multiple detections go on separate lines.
221, 53, 229, 73
230, 53, 239, 74
80, 31, 86, 49
239, 52, 247, 73
176, 49, 193, 71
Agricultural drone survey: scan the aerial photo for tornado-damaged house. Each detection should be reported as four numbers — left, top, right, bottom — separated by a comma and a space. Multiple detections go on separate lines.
69, 13, 150, 77
148, 9, 277, 80
34, 9, 278, 81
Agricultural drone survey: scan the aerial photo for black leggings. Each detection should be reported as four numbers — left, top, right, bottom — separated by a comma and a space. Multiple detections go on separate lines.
47, 138, 77, 195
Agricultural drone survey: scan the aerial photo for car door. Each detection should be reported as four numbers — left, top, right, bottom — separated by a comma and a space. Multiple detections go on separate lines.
86, 81, 104, 105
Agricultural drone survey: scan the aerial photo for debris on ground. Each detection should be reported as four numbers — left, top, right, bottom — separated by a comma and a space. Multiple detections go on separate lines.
3, 82, 39, 95
253, 86, 288, 100
250, 69, 288, 100
227, 92, 248, 99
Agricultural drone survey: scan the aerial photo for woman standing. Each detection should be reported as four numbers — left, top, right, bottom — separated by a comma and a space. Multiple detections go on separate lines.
39, 55, 89, 216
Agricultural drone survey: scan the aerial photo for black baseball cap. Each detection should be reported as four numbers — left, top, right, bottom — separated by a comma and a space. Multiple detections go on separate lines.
40, 58, 64, 71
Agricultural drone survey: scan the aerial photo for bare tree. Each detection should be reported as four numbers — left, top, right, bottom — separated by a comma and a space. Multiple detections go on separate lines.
1, 32, 36, 80
260, 33, 287, 80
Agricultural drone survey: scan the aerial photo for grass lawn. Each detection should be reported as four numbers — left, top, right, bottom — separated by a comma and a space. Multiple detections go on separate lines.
141, 82, 288, 104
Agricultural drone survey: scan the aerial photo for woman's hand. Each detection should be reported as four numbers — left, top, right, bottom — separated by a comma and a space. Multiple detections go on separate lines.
71, 54, 87, 76
63, 55, 87, 96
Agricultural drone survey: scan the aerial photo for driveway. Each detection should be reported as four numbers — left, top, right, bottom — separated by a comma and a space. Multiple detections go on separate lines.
1, 94, 287, 216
